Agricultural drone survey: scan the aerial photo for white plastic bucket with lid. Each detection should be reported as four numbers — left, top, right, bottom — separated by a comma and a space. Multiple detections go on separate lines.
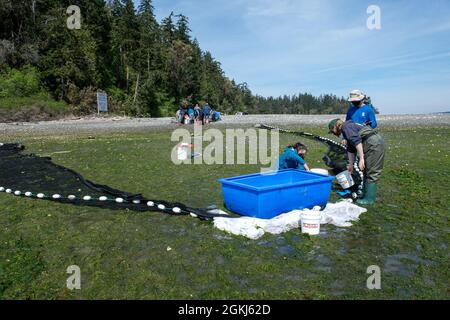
336, 170, 354, 189
300, 211, 322, 235
177, 143, 192, 160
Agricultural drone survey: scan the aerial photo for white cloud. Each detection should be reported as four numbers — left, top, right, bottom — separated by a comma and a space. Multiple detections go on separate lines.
324, 26, 367, 41
152, 0, 450, 113
246, 0, 328, 20
311, 51, 450, 75
409, 21, 450, 38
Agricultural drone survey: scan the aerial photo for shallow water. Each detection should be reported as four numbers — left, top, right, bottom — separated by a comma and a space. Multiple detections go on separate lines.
384, 253, 433, 278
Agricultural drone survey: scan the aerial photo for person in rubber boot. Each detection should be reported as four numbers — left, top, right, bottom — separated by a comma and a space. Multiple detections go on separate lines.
328, 119, 385, 205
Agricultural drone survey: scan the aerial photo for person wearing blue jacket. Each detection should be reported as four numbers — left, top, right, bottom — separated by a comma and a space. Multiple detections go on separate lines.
187, 105, 195, 123
202, 103, 212, 124
345, 90, 378, 129
278, 143, 310, 171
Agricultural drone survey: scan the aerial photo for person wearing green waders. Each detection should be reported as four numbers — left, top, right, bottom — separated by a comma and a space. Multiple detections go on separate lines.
328, 119, 385, 205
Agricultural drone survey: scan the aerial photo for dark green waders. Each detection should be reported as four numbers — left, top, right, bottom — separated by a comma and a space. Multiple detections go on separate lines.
357, 127, 386, 205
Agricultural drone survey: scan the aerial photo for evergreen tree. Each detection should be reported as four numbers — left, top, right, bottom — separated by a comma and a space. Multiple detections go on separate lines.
38, 6, 99, 100
160, 12, 176, 44
0, 0, 349, 117
175, 14, 191, 43
165, 39, 194, 103
137, 0, 159, 77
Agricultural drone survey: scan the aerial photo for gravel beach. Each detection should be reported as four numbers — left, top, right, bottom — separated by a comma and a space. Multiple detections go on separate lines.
1, 113, 449, 136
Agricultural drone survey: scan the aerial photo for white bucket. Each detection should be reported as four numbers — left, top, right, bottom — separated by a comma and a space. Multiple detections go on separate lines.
310, 168, 329, 176
177, 143, 191, 160
300, 211, 322, 235
336, 170, 354, 189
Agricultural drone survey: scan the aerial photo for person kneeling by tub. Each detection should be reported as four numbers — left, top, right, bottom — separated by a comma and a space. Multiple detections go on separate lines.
278, 143, 310, 171
328, 119, 385, 205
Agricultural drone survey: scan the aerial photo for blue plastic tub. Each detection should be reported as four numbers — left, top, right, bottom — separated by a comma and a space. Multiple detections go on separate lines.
219, 169, 334, 219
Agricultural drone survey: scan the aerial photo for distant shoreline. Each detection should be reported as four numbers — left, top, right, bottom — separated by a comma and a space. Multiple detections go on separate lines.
1, 114, 449, 137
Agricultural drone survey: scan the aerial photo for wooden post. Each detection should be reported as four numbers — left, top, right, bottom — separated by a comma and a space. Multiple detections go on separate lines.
133, 73, 140, 104
147, 51, 150, 77
126, 65, 129, 92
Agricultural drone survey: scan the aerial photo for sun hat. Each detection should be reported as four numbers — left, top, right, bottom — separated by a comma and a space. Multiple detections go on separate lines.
348, 89, 366, 102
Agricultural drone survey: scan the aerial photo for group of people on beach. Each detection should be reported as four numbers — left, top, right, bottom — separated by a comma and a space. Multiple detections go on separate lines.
278, 89, 385, 206
176, 102, 221, 125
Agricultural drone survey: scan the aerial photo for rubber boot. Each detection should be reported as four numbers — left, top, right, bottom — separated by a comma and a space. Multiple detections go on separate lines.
357, 182, 377, 205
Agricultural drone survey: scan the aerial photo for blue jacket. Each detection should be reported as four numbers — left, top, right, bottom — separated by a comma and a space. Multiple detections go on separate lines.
278, 147, 305, 170
203, 104, 212, 116
346, 104, 377, 129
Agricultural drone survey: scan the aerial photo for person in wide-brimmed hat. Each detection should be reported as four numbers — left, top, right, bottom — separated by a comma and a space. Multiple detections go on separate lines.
345, 89, 378, 129
328, 118, 385, 205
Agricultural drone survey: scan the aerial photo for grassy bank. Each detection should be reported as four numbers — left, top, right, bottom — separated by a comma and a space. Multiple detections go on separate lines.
0, 93, 69, 122
0, 125, 449, 299
0, 66, 70, 122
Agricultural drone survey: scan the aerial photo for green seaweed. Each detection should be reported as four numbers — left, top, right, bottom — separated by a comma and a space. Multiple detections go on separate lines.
0, 126, 448, 299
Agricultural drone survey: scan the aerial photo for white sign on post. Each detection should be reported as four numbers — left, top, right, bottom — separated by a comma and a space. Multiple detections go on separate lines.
97, 92, 108, 113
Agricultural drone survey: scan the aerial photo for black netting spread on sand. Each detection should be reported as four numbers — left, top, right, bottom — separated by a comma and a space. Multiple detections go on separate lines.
0, 128, 363, 218
0, 143, 223, 220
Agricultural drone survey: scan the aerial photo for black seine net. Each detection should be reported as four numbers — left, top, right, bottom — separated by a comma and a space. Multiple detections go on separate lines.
0, 143, 221, 220
0, 128, 362, 219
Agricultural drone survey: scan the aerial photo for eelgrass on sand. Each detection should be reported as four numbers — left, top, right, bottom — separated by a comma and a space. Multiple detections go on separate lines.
0, 125, 449, 299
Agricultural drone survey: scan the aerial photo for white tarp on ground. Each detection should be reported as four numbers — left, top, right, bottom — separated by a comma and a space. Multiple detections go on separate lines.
212, 200, 367, 240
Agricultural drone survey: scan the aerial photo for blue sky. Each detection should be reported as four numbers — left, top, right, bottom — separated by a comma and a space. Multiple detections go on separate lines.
140, 0, 450, 114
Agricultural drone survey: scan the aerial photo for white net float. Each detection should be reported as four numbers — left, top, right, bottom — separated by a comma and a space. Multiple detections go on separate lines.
172, 207, 181, 214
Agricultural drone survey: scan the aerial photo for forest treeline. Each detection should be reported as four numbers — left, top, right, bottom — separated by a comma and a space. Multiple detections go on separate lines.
0, 0, 356, 117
